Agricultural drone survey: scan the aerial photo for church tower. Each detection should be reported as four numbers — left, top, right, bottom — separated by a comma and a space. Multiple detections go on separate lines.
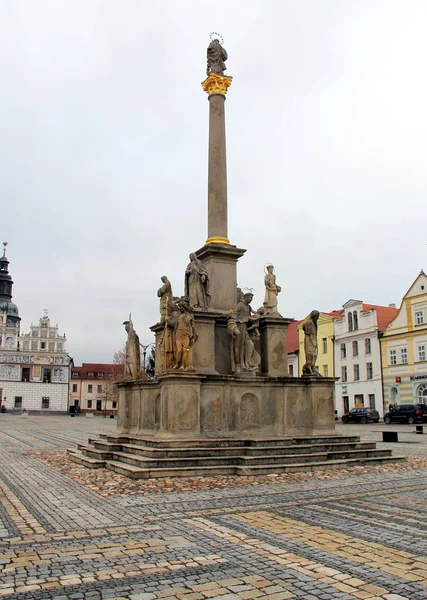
0, 243, 20, 350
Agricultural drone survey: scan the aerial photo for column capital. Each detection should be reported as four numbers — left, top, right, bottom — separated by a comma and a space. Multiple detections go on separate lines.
201, 72, 233, 96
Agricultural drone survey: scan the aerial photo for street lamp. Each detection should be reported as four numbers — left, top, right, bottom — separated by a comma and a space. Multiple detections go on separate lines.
140, 342, 155, 375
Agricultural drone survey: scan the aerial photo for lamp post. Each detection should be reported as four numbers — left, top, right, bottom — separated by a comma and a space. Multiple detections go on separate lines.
140, 342, 155, 376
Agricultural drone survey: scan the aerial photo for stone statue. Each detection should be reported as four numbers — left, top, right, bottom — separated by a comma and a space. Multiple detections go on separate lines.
236, 286, 244, 304
227, 292, 260, 374
263, 264, 281, 316
206, 38, 228, 76
157, 276, 172, 323
168, 297, 198, 371
123, 316, 141, 379
302, 310, 321, 377
159, 298, 179, 373
185, 253, 211, 310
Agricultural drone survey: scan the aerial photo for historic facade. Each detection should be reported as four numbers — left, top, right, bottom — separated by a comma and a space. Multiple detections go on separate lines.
334, 300, 398, 418
0, 245, 72, 413
381, 271, 427, 407
70, 363, 122, 414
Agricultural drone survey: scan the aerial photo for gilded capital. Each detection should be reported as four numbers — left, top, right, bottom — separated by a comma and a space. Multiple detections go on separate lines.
201, 72, 233, 96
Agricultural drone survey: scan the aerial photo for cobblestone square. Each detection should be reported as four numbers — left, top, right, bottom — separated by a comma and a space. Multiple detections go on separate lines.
1, 415, 427, 599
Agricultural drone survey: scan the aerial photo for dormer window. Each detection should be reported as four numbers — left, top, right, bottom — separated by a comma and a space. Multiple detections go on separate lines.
348, 312, 353, 331
353, 311, 358, 330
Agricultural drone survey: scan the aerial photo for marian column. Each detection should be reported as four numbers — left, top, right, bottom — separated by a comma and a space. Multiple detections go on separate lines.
197, 38, 245, 313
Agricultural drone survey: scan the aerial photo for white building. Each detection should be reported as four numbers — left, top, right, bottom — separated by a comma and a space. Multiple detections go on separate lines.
334, 299, 398, 418
0, 245, 72, 413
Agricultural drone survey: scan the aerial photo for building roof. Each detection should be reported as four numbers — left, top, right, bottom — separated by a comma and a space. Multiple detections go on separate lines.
72, 363, 122, 379
287, 320, 300, 354
362, 304, 399, 332
327, 310, 345, 319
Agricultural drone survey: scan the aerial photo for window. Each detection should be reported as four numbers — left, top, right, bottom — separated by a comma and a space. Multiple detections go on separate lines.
88, 372, 94, 377
341, 366, 347, 382
415, 311, 424, 325
389, 349, 397, 365
41, 397, 49, 409
340, 343, 346, 359
87, 399, 92, 409
322, 338, 327, 353
365, 338, 371, 354
348, 312, 353, 331
354, 364, 360, 380
88, 384, 93, 393
323, 365, 328, 377
72, 371, 79, 377
112, 401, 117, 409
43, 369, 52, 383
288, 364, 294, 376
418, 345, 426, 362
21, 367, 30, 382
40, 342, 46, 350
418, 384, 427, 402
400, 348, 408, 364
369, 394, 376, 408
366, 362, 373, 379
353, 311, 358, 330
390, 386, 398, 403
97, 385, 102, 393
97, 372, 104, 377
352, 341, 358, 357
354, 394, 364, 406
72, 384, 77, 393
14, 396, 22, 409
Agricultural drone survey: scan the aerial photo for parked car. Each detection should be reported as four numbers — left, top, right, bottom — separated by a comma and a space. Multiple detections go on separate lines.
341, 408, 380, 424
383, 404, 427, 424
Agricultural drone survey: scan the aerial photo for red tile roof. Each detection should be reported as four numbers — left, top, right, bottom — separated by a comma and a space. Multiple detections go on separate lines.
287, 320, 300, 354
362, 304, 399, 332
327, 310, 345, 319
72, 363, 123, 379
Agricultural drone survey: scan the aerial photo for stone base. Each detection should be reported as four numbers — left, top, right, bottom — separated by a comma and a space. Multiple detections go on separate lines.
116, 374, 337, 438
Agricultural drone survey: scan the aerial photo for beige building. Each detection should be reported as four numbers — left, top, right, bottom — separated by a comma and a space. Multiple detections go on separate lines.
70, 363, 122, 414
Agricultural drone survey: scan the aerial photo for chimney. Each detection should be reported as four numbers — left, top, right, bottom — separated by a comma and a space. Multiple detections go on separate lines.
389, 303, 396, 308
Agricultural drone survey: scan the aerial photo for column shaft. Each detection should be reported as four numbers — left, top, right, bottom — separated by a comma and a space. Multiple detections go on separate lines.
207, 94, 229, 243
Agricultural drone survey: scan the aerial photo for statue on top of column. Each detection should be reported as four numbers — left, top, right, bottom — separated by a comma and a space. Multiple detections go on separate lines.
207, 38, 228, 76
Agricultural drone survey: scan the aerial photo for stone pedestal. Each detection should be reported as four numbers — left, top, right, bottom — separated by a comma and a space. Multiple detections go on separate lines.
259, 316, 293, 377
116, 374, 336, 439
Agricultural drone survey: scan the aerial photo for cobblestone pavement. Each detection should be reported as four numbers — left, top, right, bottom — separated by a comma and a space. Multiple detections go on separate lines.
1, 415, 427, 599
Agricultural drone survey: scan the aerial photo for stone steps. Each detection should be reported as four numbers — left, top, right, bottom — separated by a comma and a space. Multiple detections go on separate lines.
68, 454, 404, 479
68, 433, 405, 479
88, 440, 377, 459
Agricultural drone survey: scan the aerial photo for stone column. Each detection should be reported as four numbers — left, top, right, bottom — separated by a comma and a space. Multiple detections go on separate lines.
202, 72, 233, 245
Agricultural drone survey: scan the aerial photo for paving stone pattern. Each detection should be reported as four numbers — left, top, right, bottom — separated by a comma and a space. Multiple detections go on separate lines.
0, 415, 427, 599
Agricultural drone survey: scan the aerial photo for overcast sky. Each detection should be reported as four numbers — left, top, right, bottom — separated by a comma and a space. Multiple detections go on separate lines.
1, 1, 426, 364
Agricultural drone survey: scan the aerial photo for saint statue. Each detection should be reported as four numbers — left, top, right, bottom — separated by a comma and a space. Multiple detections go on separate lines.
123, 316, 141, 380
227, 292, 260, 374
206, 38, 228, 76
159, 298, 179, 373
168, 297, 198, 371
157, 275, 172, 323
263, 264, 281, 316
185, 252, 211, 310
301, 310, 321, 377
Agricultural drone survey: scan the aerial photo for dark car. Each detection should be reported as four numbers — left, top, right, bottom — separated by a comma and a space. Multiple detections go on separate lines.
383, 404, 427, 424
341, 407, 380, 424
